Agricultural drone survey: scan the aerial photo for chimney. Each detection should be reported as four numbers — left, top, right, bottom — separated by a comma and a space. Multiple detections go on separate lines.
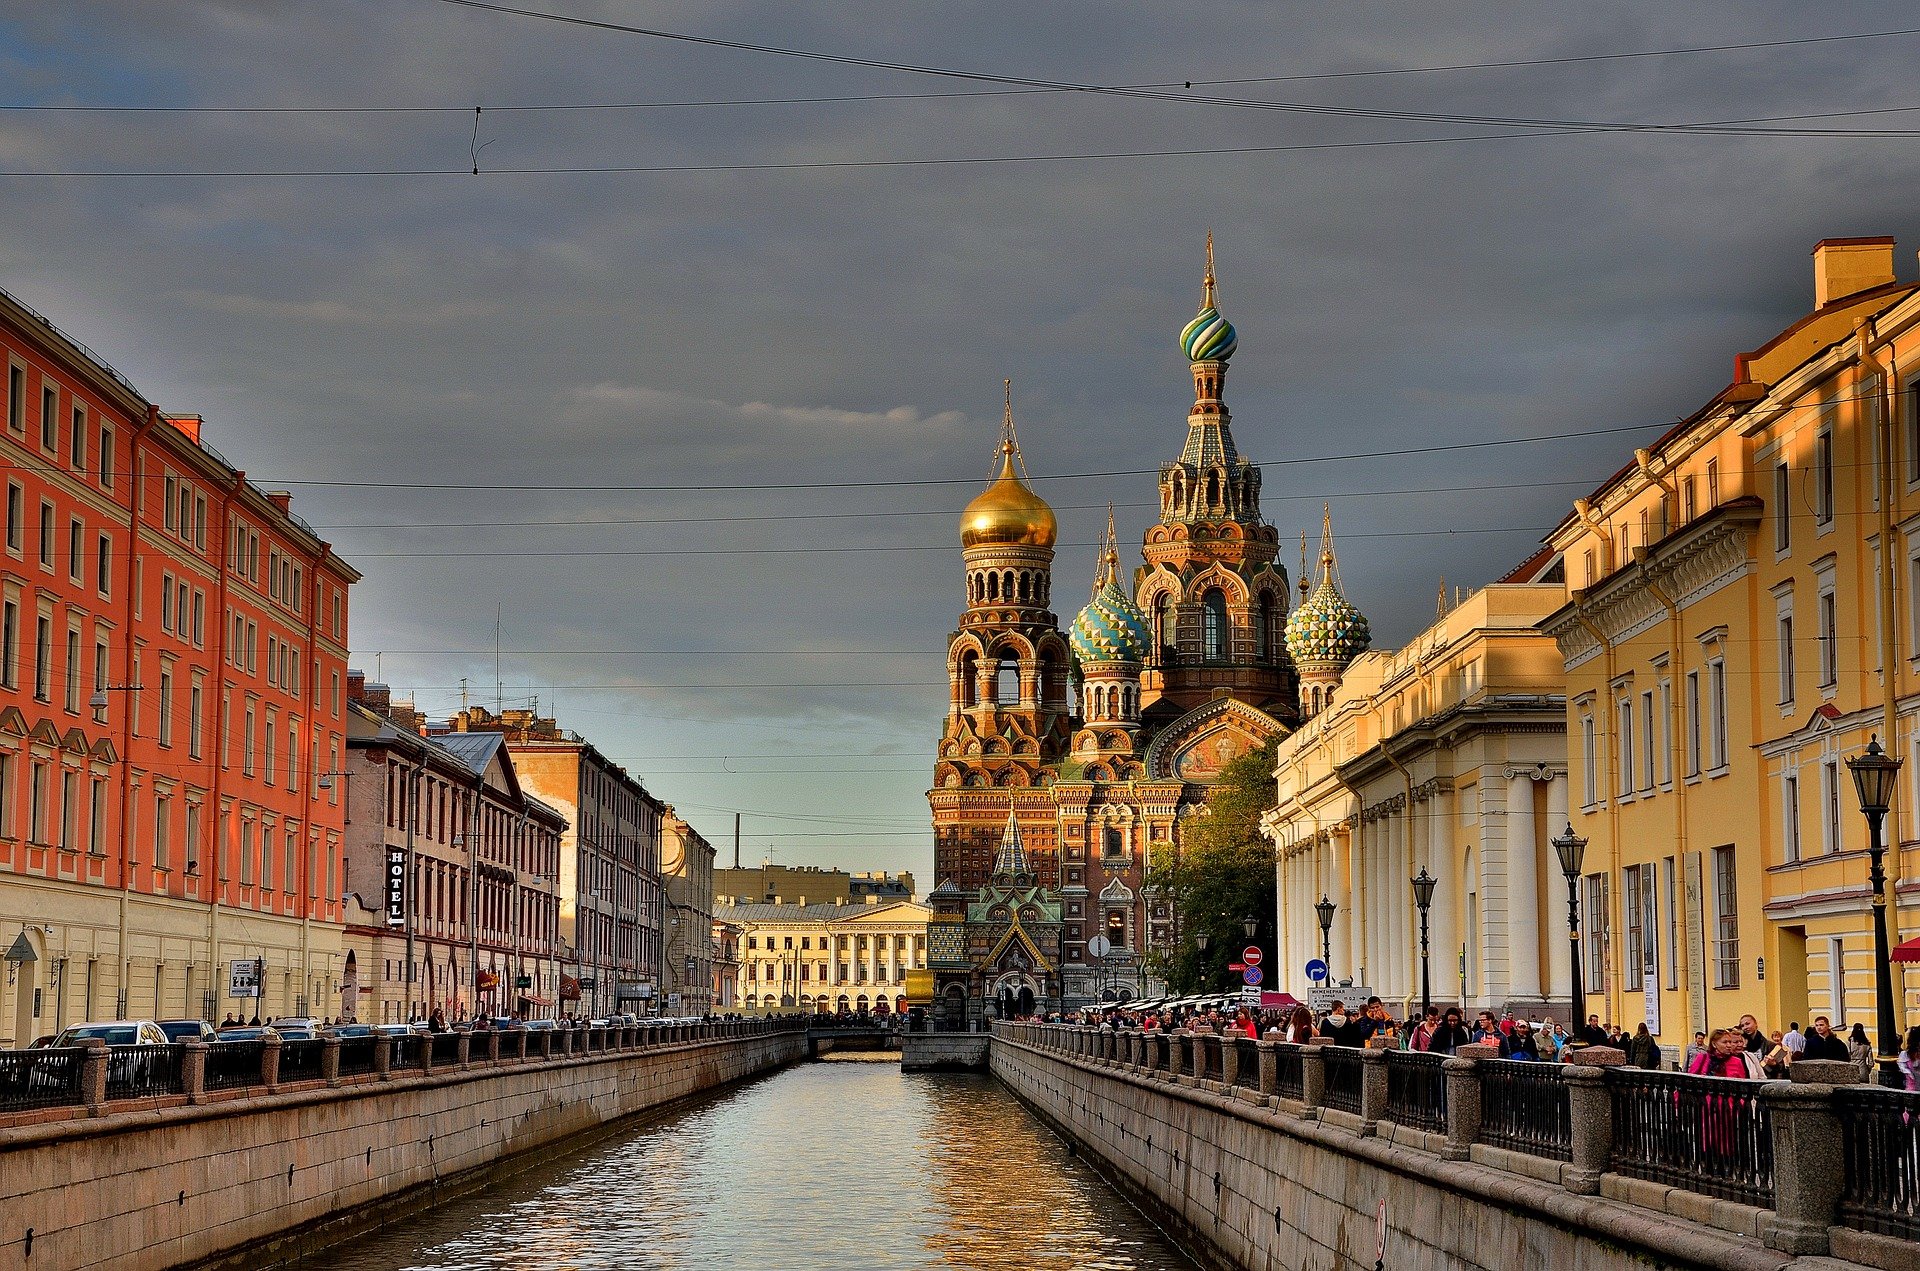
264, 490, 293, 515
347, 669, 367, 702
1812, 237, 1897, 309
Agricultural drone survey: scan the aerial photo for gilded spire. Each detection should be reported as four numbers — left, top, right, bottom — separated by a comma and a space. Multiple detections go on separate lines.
1091, 502, 1120, 597
1299, 531, 1311, 600
1203, 229, 1217, 309
1317, 504, 1338, 577
960, 378, 1057, 549
995, 377, 1026, 480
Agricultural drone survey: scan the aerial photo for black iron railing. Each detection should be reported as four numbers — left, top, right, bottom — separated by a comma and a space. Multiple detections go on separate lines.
431, 1032, 463, 1065
0, 1047, 86, 1112
336, 1036, 378, 1078
1232, 1037, 1261, 1090
1476, 1060, 1571, 1160
1607, 1067, 1773, 1206
1838, 1085, 1920, 1240
1322, 1046, 1364, 1115
203, 1040, 266, 1092
1384, 1050, 1447, 1132
1272, 1043, 1305, 1101
103, 1044, 184, 1101
1198, 1033, 1224, 1082
390, 1034, 422, 1068
278, 1039, 325, 1084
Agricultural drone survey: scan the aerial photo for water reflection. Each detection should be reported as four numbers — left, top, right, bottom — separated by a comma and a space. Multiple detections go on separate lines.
332, 1061, 1192, 1271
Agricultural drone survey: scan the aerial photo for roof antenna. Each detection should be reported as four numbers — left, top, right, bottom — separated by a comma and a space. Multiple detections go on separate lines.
494, 603, 502, 713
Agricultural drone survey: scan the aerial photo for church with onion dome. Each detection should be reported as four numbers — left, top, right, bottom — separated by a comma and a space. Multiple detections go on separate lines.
926, 240, 1372, 1022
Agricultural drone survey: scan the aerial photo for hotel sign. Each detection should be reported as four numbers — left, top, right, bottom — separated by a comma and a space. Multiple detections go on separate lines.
385, 847, 407, 928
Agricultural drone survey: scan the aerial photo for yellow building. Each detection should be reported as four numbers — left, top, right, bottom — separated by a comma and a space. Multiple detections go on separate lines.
714, 896, 929, 1015
1262, 580, 1566, 1017
1543, 237, 1920, 1050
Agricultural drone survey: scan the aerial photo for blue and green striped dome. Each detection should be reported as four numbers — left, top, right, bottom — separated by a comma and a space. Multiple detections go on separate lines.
1071, 577, 1151, 666
1284, 576, 1370, 670
1180, 306, 1237, 363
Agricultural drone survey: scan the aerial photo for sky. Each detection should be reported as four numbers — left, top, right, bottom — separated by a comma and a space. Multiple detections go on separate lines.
3, 2, 1920, 884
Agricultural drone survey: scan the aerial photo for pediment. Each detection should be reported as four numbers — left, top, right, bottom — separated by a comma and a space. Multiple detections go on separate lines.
0, 706, 27, 737
1143, 698, 1286, 783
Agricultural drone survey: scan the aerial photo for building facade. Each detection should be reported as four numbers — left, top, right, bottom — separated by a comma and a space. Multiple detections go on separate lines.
710, 917, 741, 1011
341, 684, 565, 1022
441, 707, 664, 1019
661, 810, 714, 1016
713, 862, 915, 906
1541, 237, 1920, 1051
1262, 581, 1566, 1018
928, 246, 1297, 1007
715, 896, 929, 1015
0, 287, 357, 1045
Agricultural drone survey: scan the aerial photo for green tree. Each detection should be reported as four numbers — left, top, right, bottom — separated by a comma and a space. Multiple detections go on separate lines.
1146, 740, 1279, 996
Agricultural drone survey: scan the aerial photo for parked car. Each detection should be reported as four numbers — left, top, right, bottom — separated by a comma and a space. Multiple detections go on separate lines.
523, 1018, 558, 1031
275, 1026, 318, 1042
331, 1023, 376, 1038
271, 1017, 319, 1032
52, 1020, 167, 1048
156, 1019, 216, 1043
210, 1026, 279, 1042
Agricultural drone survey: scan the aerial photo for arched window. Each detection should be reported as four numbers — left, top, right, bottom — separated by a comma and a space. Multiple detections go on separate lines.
986, 572, 999, 601
1017, 572, 1029, 602
958, 651, 979, 709
994, 658, 1017, 705
1258, 592, 1277, 662
1153, 594, 1169, 662
1206, 471, 1221, 507
1202, 589, 1228, 660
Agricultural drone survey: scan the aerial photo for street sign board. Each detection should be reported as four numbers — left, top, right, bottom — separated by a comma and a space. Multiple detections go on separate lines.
384, 846, 407, 928
1227, 963, 1245, 972
1243, 946, 1263, 966
1087, 935, 1113, 959
1304, 958, 1328, 983
1306, 984, 1372, 1015
1241, 965, 1263, 986
228, 958, 262, 999
1240, 986, 1260, 1004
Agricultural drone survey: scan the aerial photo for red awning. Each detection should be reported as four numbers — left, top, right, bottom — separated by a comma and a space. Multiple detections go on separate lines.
518, 993, 554, 1007
1891, 937, 1920, 963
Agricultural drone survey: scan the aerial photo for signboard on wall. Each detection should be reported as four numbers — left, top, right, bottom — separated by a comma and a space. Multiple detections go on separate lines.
384, 846, 407, 928
229, 958, 262, 999
1641, 865, 1661, 1035
1682, 852, 1708, 1039
1307, 985, 1372, 1015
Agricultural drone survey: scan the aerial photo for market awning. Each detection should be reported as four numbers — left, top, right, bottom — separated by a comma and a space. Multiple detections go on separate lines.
1891, 937, 1920, 963
518, 993, 554, 1007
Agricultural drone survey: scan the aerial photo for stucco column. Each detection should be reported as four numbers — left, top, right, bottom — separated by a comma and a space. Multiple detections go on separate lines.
1427, 789, 1458, 1008
1546, 774, 1572, 1001
1387, 808, 1406, 1001
1506, 774, 1542, 1000
1348, 820, 1367, 988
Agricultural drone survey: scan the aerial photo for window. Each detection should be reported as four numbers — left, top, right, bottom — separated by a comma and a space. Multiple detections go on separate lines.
33, 615, 50, 701
1639, 689, 1655, 791
164, 475, 177, 531
264, 709, 276, 783
1815, 429, 1835, 527
1580, 713, 1597, 805
1683, 475, 1698, 521
160, 573, 174, 633
157, 668, 173, 746
185, 803, 201, 874
1778, 613, 1795, 704
1201, 589, 1228, 660
284, 829, 296, 892
5, 364, 20, 434
1623, 865, 1644, 992
1656, 679, 1673, 785
1782, 771, 1801, 864
95, 534, 110, 596
1818, 588, 1838, 688
1909, 382, 1920, 484
1712, 845, 1740, 988
1774, 461, 1792, 553
39, 384, 55, 452
37, 501, 52, 568
28, 761, 46, 844
92, 641, 106, 713
0, 601, 13, 690
239, 820, 254, 885
189, 680, 203, 758
1617, 695, 1635, 797
58, 769, 76, 850
1708, 658, 1728, 771
190, 591, 203, 647
1822, 759, 1842, 855
0, 752, 9, 836
88, 778, 105, 855
5, 482, 18, 552
68, 404, 83, 470
1707, 458, 1720, 506
98, 426, 113, 488
66, 518, 80, 581
62, 629, 78, 712
244, 702, 256, 775
1583, 874, 1609, 993
154, 794, 170, 869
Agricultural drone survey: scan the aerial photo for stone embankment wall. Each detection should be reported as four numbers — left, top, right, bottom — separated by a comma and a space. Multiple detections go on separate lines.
0, 1026, 806, 1271
992, 1026, 1890, 1271
899, 1033, 989, 1071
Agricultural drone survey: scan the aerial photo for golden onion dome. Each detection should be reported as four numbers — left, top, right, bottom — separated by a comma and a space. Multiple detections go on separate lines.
960, 443, 1057, 549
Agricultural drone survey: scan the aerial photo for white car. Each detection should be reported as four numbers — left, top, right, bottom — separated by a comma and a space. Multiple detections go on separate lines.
52, 1020, 167, 1048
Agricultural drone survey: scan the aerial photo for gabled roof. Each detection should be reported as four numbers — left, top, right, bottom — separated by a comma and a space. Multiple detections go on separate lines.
982, 921, 1055, 974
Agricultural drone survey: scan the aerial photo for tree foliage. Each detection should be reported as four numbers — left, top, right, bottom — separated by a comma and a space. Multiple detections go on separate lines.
1146, 740, 1279, 996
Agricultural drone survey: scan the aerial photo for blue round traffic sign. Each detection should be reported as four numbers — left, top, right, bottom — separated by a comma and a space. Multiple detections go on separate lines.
1241, 965, 1263, 986
1304, 958, 1328, 983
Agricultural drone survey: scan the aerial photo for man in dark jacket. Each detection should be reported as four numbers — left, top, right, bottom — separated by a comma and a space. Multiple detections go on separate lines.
1801, 1016, 1852, 1062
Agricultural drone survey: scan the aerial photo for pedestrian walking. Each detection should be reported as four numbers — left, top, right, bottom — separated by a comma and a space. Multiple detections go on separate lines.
1802, 1016, 1850, 1062
1431, 1008, 1472, 1056
1627, 1023, 1661, 1070
1847, 1023, 1874, 1082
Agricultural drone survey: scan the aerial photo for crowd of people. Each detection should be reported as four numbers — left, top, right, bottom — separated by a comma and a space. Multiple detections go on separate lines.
1029, 999, 1920, 1087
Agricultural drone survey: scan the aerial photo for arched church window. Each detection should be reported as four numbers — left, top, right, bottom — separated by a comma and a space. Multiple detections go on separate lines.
994, 659, 1017, 705
1202, 589, 1228, 660
958, 651, 979, 709
1104, 826, 1124, 857
1152, 594, 1169, 663
1258, 592, 1278, 662
1206, 471, 1221, 508
986, 572, 999, 601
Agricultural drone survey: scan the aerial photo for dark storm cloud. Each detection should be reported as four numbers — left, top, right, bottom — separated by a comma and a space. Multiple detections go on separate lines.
4, 2, 1919, 871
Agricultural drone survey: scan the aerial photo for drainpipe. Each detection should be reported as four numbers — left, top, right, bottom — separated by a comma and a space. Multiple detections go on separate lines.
1635, 451, 1689, 1030
1371, 699, 1419, 1013
1574, 609, 1622, 1028
1857, 320, 1905, 971
116, 407, 156, 1017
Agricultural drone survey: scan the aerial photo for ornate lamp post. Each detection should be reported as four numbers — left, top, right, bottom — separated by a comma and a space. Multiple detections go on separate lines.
1552, 824, 1589, 1036
1410, 869, 1437, 1017
1314, 895, 1336, 979
1845, 735, 1904, 1082
1242, 915, 1259, 941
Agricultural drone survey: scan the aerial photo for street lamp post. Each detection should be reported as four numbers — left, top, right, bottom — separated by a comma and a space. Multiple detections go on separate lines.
1410, 869, 1437, 1018
1552, 824, 1589, 1037
1846, 735, 1904, 1083
1314, 896, 1336, 979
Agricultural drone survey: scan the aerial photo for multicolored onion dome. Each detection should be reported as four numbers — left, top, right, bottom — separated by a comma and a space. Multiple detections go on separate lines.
1070, 577, 1150, 666
1285, 575, 1370, 669
1180, 305, 1237, 363
961, 445, 1058, 549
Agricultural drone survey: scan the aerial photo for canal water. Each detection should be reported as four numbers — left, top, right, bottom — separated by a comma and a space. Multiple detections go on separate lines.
333, 1059, 1195, 1271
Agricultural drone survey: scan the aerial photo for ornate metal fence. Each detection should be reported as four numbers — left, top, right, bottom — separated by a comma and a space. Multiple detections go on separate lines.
1606, 1067, 1774, 1206
102, 1045, 184, 1101
1384, 1050, 1447, 1132
202, 1041, 266, 1092
1837, 1085, 1920, 1240
1475, 1060, 1571, 1160
0, 1047, 85, 1112
1322, 1046, 1364, 1115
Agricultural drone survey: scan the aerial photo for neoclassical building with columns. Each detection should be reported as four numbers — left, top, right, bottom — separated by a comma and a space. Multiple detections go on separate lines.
1262, 579, 1569, 1019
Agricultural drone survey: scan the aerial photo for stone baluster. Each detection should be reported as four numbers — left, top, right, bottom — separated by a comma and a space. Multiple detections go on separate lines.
1220, 1035, 1240, 1088
80, 1039, 108, 1112
1300, 1039, 1329, 1117
319, 1033, 341, 1086
486, 1031, 502, 1064
180, 1039, 208, 1100
1764, 1067, 1850, 1255
537, 1029, 553, 1060
1562, 1065, 1613, 1194
456, 1032, 472, 1068
373, 1035, 393, 1079
1256, 1040, 1278, 1098
260, 1036, 283, 1089
1358, 1048, 1388, 1135
1440, 1055, 1482, 1161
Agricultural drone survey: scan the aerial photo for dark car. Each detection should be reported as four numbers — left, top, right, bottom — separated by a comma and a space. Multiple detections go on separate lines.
156, 1019, 216, 1043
